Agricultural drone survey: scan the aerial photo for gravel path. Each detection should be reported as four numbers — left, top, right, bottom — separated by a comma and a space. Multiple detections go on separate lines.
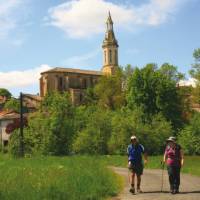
112, 167, 200, 200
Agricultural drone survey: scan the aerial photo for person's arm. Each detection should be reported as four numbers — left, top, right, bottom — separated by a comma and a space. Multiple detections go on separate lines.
180, 149, 184, 167
140, 144, 147, 164
144, 153, 148, 164
163, 150, 167, 164
127, 146, 131, 166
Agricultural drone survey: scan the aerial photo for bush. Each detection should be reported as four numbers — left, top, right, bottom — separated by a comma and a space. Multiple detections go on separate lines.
178, 113, 200, 155
9, 92, 75, 156
108, 108, 172, 155
73, 108, 112, 154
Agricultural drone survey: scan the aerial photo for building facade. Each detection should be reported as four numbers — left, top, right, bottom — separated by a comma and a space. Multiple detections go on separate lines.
40, 12, 119, 105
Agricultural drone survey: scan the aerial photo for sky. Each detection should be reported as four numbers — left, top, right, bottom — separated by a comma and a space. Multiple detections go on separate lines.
0, 0, 199, 97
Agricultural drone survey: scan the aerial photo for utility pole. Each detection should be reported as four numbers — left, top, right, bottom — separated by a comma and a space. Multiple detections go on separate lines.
19, 92, 24, 157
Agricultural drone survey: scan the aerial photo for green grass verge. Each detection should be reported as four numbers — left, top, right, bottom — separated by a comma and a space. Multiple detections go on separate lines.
0, 155, 122, 200
100, 155, 200, 176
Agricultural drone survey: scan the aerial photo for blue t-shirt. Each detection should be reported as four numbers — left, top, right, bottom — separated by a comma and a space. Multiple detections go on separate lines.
127, 144, 145, 163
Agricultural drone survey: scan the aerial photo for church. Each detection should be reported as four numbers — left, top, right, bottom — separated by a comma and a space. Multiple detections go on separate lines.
39, 12, 119, 105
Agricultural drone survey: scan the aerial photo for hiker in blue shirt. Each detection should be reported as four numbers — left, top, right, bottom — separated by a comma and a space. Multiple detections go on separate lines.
127, 135, 148, 194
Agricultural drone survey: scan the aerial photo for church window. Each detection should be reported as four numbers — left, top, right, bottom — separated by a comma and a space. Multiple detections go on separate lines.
59, 77, 63, 91
83, 78, 87, 89
109, 49, 112, 63
115, 49, 118, 64
80, 93, 83, 102
104, 51, 106, 63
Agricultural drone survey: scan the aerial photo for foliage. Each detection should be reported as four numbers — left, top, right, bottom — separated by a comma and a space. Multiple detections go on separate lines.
9, 92, 75, 156
189, 48, 200, 104
178, 113, 200, 155
73, 107, 112, 154
0, 88, 11, 99
108, 108, 172, 155
126, 63, 183, 130
190, 48, 200, 80
8, 129, 21, 157
3, 98, 20, 112
94, 68, 126, 110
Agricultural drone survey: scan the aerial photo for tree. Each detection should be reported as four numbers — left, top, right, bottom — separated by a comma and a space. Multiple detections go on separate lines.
4, 98, 20, 112
178, 113, 200, 155
0, 88, 11, 99
94, 68, 125, 110
190, 48, 200, 80
9, 92, 75, 156
126, 63, 183, 129
108, 108, 172, 155
190, 48, 200, 104
73, 108, 112, 154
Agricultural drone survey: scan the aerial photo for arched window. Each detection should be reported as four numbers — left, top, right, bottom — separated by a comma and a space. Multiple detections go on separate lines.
104, 51, 106, 63
109, 49, 112, 63
115, 49, 118, 64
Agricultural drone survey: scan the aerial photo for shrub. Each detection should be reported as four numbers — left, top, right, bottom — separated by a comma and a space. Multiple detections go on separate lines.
178, 113, 200, 155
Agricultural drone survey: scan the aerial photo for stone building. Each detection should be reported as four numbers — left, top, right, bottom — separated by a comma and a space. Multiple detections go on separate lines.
40, 12, 119, 105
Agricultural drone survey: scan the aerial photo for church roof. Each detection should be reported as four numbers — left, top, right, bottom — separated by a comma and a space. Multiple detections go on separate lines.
41, 67, 102, 76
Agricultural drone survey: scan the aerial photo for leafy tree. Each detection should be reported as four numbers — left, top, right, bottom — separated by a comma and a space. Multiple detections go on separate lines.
126, 63, 183, 129
178, 113, 200, 155
190, 48, 200, 80
4, 98, 20, 112
108, 108, 172, 155
0, 88, 11, 99
9, 92, 75, 156
190, 48, 200, 104
73, 108, 112, 154
84, 87, 98, 105
94, 68, 125, 110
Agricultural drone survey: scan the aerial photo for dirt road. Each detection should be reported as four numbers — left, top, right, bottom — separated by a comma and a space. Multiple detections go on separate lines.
112, 167, 200, 200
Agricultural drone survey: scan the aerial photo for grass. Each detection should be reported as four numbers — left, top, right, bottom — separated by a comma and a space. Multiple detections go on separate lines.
0, 155, 122, 200
100, 155, 200, 176
0, 154, 199, 200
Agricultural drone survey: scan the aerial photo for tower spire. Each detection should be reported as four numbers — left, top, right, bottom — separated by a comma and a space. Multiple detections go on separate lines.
102, 12, 119, 75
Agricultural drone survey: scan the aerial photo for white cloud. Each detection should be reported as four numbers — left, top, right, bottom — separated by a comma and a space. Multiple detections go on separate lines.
62, 49, 100, 68
47, 0, 188, 38
0, 0, 22, 39
178, 78, 197, 88
0, 65, 51, 89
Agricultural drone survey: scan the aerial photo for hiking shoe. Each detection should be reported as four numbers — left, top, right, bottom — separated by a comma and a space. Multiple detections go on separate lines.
171, 190, 176, 195
137, 188, 143, 193
129, 188, 135, 194
175, 189, 179, 194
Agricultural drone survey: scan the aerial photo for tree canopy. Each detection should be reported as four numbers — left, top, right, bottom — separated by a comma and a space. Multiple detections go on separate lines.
0, 88, 11, 99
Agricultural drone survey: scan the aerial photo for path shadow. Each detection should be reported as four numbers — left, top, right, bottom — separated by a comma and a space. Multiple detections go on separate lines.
142, 190, 200, 194
142, 191, 169, 194
179, 191, 200, 194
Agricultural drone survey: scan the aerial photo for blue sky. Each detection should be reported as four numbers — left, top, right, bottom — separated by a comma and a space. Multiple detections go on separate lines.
0, 0, 199, 97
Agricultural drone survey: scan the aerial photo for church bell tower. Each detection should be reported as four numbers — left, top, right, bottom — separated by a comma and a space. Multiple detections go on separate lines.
102, 12, 119, 75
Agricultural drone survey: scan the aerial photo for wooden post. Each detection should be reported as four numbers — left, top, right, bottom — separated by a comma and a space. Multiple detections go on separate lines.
20, 92, 24, 157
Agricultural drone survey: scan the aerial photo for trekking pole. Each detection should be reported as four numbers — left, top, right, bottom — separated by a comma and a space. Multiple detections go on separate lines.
161, 161, 165, 192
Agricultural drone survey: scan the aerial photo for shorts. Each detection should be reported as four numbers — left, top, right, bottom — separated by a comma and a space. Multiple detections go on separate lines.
128, 162, 144, 175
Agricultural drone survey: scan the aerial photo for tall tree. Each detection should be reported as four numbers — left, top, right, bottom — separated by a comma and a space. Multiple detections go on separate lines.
190, 48, 200, 80
94, 68, 125, 110
190, 48, 200, 104
126, 63, 183, 129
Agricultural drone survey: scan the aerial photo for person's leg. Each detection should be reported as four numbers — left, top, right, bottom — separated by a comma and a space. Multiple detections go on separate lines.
167, 166, 175, 193
129, 171, 135, 193
136, 175, 142, 192
130, 171, 135, 187
136, 163, 143, 193
174, 167, 181, 193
